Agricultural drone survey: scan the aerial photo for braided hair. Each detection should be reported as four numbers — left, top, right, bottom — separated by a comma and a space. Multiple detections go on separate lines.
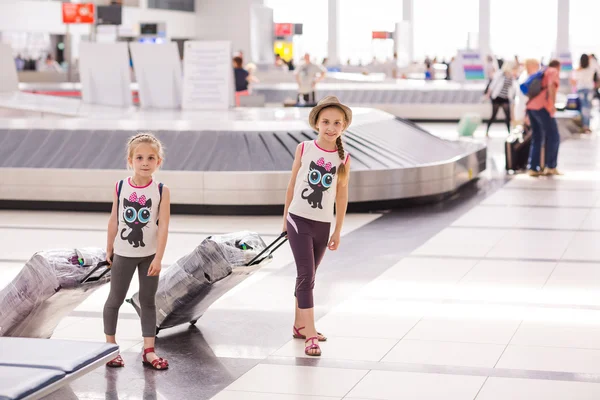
126, 132, 165, 169
335, 136, 348, 185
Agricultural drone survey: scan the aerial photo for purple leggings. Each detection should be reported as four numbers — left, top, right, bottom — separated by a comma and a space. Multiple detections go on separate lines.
286, 213, 331, 309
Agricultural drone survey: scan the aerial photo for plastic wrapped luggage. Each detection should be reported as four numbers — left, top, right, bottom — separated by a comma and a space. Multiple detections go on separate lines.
458, 113, 481, 137
0, 248, 110, 338
128, 231, 287, 334
505, 125, 532, 172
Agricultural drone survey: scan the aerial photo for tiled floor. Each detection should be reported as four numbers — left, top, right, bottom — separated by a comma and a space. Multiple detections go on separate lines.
213, 124, 600, 399
4, 122, 600, 399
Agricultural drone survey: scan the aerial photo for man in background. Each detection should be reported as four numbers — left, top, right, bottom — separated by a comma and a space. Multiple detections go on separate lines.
294, 53, 326, 105
526, 59, 561, 177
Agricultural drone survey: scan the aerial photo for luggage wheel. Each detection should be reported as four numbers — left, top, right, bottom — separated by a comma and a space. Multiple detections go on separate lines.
190, 320, 198, 326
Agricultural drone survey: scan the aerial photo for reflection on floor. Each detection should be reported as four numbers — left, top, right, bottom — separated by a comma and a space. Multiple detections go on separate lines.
4, 123, 600, 399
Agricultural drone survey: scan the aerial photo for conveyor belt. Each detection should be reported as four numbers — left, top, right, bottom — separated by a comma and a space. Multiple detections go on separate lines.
0, 107, 486, 211
0, 119, 477, 172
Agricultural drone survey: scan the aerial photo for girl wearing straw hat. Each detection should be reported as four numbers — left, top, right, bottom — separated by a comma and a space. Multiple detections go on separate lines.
282, 95, 352, 357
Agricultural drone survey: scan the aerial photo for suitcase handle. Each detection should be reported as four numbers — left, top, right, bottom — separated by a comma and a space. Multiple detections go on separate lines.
80, 260, 111, 284
246, 232, 288, 266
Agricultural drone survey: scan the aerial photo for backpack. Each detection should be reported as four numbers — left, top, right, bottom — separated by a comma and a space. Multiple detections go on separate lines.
116, 180, 164, 226
520, 69, 546, 98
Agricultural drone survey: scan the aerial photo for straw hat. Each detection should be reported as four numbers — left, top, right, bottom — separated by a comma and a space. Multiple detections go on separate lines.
308, 96, 352, 130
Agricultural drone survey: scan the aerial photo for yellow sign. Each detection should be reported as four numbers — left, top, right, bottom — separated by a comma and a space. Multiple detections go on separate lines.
274, 41, 293, 62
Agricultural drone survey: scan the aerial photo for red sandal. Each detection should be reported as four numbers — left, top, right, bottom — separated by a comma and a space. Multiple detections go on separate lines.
293, 326, 327, 342
304, 337, 321, 357
106, 354, 124, 368
142, 347, 169, 370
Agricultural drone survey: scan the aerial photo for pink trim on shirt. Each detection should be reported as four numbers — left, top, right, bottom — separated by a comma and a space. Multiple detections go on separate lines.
313, 140, 337, 153
345, 153, 350, 164
301, 142, 305, 156
115, 181, 119, 195
128, 177, 153, 189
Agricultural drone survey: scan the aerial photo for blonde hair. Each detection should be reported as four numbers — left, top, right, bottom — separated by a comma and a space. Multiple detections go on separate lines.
317, 105, 349, 185
502, 61, 516, 74
126, 132, 165, 168
524, 58, 540, 70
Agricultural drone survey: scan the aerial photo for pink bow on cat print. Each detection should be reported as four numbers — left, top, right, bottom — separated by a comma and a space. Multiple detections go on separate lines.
316, 157, 333, 172
129, 192, 147, 206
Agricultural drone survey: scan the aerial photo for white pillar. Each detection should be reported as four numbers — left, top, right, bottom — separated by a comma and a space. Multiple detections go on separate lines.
250, 4, 274, 64
196, 0, 265, 62
402, 0, 414, 62
478, 0, 491, 57
328, 0, 340, 65
556, 0, 569, 53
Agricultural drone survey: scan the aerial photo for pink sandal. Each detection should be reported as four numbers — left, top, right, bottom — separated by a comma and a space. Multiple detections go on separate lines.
106, 354, 124, 368
142, 347, 169, 370
304, 337, 321, 357
293, 326, 327, 342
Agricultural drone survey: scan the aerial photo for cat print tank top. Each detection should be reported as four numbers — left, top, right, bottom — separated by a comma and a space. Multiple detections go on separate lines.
113, 177, 161, 258
288, 140, 350, 223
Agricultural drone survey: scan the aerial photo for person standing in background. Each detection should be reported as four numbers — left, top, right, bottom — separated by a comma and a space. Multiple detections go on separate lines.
590, 54, 600, 101
514, 58, 541, 128
295, 53, 326, 105
233, 56, 250, 107
484, 61, 519, 136
526, 59, 562, 177
570, 54, 595, 133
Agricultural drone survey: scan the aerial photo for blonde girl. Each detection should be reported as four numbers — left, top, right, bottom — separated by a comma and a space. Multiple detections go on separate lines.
103, 133, 171, 370
283, 95, 352, 357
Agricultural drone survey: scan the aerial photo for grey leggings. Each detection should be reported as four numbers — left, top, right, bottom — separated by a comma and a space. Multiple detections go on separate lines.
103, 254, 159, 337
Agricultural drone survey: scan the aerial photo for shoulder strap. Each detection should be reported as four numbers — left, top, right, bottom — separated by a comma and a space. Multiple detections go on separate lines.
116, 180, 124, 228
156, 182, 164, 226
116, 180, 124, 209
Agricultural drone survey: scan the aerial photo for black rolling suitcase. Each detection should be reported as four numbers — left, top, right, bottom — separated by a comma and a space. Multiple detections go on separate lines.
0, 248, 110, 338
128, 231, 288, 334
505, 125, 532, 172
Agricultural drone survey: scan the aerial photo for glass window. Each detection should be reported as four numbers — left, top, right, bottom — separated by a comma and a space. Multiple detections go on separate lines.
569, 0, 600, 66
1, 32, 52, 60
339, 0, 403, 65
413, 0, 478, 62
264, 0, 328, 63
490, 0, 557, 61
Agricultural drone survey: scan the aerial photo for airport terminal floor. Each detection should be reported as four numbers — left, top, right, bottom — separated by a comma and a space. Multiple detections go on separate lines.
4, 121, 600, 400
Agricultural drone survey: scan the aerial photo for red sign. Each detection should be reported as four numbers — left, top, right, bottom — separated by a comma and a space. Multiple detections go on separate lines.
62, 3, 96, 24
275, 23, 293, 37
372, 31, 392, 39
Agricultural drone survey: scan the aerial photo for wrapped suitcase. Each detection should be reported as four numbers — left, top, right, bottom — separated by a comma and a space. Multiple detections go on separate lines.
0, 248, 110, 338
505, 125, 532, 172
128, 231, 287, 334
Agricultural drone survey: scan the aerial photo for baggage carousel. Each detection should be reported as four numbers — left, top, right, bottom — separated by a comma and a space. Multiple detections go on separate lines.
0, 98, 486, 213
16, 81, 491, 121
252, 81, 492, 121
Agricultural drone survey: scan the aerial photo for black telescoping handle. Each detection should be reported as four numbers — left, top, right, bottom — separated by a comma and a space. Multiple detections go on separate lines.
80, 260, 111, 284
246, 232, 288, 267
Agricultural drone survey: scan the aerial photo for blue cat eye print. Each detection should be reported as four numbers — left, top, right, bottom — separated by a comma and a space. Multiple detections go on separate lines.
138, 208, 151, 223
322, 173, 334, 188
309, 169, 322, 185
124, 207, 137, 223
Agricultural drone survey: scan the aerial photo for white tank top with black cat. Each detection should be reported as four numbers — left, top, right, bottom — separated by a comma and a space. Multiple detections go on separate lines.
113, 177, 161, 258
288, 140, 349, 223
